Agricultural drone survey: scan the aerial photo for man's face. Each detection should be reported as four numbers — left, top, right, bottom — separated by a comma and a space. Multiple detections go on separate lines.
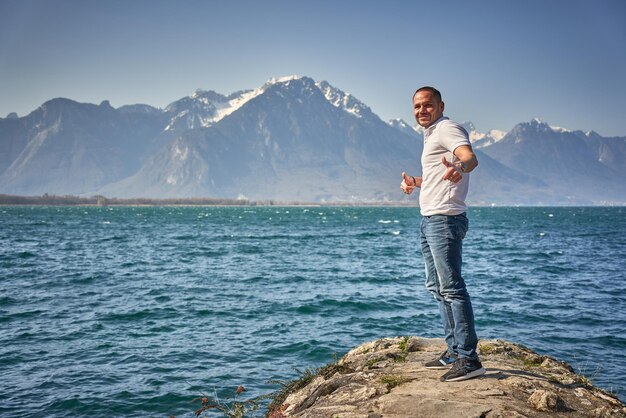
413, 90, 444, 128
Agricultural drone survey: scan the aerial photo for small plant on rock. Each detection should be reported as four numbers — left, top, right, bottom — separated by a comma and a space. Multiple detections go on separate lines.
394, 336, 411, 362
193, 385, 267, 418
379, 374, 414, 391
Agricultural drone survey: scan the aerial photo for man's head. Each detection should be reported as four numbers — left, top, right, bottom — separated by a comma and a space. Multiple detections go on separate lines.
413, 86, 444, 128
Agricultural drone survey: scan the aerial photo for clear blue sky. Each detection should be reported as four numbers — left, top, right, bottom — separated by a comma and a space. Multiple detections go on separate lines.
1, 0, 625, 136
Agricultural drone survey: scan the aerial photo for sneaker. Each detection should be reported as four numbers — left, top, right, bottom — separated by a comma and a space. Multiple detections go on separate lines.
425, 350, 458, 369
440, 357, 486, 382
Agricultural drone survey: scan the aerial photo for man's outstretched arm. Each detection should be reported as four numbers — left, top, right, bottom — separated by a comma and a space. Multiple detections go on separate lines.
454, 145, 478, 172
442, 145, 478, 183
401, 171, 422, 194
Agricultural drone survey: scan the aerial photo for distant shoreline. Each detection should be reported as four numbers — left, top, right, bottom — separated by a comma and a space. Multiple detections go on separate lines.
1, 194, 624, 207
0, 194, 414, 207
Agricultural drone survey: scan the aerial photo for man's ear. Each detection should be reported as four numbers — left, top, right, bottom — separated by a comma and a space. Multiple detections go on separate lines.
440, 101, 445, 113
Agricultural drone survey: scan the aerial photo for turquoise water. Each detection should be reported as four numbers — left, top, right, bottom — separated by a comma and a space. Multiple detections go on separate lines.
1, 206, 625, 417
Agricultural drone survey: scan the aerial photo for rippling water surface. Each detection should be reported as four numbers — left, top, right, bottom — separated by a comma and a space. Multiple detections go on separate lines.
1, 206, 625, 417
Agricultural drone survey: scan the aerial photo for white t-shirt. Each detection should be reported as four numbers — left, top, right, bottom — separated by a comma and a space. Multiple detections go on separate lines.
419, 117, 472, 216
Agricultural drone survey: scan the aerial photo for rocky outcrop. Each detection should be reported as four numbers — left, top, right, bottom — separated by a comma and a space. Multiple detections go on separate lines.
271, 337, 625, 418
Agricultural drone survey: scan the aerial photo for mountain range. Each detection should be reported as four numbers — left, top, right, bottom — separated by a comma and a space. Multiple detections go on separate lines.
1, 75, 625, 205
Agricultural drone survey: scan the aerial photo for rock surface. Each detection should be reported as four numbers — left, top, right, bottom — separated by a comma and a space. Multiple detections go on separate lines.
273, 337, 625, 418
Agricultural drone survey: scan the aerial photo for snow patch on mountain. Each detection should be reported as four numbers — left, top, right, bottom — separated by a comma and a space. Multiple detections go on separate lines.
518, 118, 572, 134
315, 80, 372, 118
470, 129, 507, 147
389, 118, 412, 129
529, 117, 555, 132
549, 124, 572, 133
213, 88, 264, 122
267, 75, 302, 84
388, 118, 420, 137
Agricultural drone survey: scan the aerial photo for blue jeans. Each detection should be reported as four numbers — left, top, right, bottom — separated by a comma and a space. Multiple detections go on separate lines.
420, 213, 478, 359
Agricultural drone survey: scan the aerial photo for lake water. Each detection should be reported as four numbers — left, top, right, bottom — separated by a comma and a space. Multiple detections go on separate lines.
1, 206, 625, 417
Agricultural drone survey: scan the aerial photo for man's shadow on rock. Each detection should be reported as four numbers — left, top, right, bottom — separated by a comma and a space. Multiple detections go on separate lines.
481, 368, 585, 390
481, 368, 551, 381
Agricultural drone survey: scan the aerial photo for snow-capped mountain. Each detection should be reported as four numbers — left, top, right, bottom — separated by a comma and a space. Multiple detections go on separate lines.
1, 76, 625, 204
162, 75, 377, 132
469, 130, 507, 149
457, 121, 506, 149
389, 119, 507, 148
479, 118, 626, 204
100, 76, 423, 201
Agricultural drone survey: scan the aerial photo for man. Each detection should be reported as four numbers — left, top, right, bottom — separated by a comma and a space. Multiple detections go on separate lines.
400, 86, 485, 382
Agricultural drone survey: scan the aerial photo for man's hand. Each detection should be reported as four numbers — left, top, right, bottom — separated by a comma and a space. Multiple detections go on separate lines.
441, 157, 463, 183
401, 172, 421, 194
443, 144, 478, 183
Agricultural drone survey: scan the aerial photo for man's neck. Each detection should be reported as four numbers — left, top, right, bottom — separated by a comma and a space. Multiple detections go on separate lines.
424, 116, 447, 135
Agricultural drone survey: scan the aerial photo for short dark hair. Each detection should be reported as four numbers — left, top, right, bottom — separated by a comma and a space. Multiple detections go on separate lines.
413, 86, 442, 102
